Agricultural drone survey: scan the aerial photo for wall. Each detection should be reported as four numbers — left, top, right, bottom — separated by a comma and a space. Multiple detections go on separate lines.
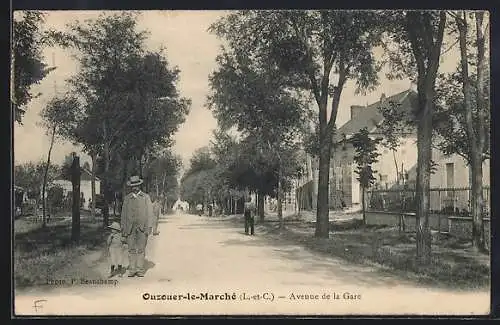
365, 211, 449, 233
372, 136, 418, 185
431, 149, 469, 188
431, 150, 490, 189
333, 135, 419, 206
80, 180, 101, 202
50, 179, 101, 203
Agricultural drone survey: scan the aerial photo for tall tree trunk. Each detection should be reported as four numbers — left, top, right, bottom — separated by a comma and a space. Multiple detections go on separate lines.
161, 173, 167, 213
407, 11, 446, 266
473, 11, 487, 251
277, 171, 284, 229
42, 125, 56, 228
138, 150, 144, 178
294, 180, 298, 213
121, 157, 128, 209
102, 121, 110, 228
457, 12, 478, 246
315, 67, 344, 238
456, 12, 486, 252
90, 153, 97, 219
297, 181, 304, 214
316, 127, 332, 238
258, 191, 265, 222
415, 94, 433, 265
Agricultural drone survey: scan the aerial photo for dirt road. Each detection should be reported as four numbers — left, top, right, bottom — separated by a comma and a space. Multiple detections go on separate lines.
14, 212, 489, 316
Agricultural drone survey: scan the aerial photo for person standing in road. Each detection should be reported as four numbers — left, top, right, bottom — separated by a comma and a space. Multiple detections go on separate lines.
244, 195, 256, 236
151, 194, 162, 236
120, 175, 154, 277
196, 203, 203, 216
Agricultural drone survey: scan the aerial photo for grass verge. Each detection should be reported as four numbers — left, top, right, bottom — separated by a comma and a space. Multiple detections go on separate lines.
14, 214, 108, 290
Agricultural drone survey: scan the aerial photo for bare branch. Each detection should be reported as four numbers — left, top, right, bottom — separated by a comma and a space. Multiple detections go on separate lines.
441, 38, 459, 56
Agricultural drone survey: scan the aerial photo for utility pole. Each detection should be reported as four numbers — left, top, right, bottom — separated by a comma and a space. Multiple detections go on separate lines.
71, 152, 81, 243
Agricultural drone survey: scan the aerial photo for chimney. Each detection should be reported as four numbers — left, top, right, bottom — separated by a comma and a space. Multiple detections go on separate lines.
380, 93, 386, 103
350, 105, 364, 120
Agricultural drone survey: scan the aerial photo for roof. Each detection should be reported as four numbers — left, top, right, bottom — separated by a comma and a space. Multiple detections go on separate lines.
335, 89, 417, 143
81, 168, 100, 182
55, 167, 100, 182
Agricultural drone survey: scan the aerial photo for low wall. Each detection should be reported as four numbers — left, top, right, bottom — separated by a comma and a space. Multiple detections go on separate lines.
448, 217, 491, 248
366, 211, 491, 247
365, 211, 449, 232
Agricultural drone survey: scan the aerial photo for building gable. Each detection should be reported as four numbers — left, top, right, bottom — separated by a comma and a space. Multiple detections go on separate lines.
335, 89, 417, 143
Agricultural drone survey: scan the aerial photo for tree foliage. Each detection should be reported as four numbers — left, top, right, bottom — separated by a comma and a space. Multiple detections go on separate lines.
435, 69, 490, 163
143, 150, 182, 206
14, 161, 60, 199
47, 184, 65, 209
207, 23, 309, 219
49, 12, 190, 198
210, 10, 384, 237
351, 128, 382, 188
12, 11, 57, 124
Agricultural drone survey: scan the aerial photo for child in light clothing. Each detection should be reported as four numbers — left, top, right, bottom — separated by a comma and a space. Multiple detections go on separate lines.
107, 221, 127, 277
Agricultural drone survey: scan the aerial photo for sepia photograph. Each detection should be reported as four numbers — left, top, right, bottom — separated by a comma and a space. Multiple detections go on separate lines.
12, 9, 491, 316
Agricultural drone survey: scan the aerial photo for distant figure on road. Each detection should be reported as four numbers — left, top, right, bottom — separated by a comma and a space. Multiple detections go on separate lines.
244, 195, 256, 236
106, 221, 127, 277
121, 175, 154, 277
196, 203, 203, 216
151, 194, 162, 236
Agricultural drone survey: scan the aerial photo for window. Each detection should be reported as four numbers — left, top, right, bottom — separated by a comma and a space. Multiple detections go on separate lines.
446, 163, 454, 188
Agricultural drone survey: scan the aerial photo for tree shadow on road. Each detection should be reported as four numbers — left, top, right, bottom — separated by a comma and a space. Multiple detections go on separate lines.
177, 223, 243, 230
217, 222, 488, 292
219, 232, 410, 289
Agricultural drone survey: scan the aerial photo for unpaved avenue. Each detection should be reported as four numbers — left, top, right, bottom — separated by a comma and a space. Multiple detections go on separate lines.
15, 212, 489, 316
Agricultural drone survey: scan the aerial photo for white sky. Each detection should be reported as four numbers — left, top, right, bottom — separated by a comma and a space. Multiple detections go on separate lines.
13, 10, 461, 169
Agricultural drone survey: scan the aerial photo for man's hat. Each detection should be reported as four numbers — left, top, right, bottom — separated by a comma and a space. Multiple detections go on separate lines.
127, 175, 143, 187
107, 221, 121, 231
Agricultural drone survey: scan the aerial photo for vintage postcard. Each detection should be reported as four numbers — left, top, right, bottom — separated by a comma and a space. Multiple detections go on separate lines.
12, 10, 491, 316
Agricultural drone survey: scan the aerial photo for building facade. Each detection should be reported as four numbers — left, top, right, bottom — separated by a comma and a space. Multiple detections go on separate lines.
295, 88, 490, 211
50, 168, 101, 207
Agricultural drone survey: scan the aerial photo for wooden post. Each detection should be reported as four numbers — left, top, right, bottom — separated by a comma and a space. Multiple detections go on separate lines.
71, 153, 81, 243
361, 186, 366, 225
399, 188, 403, 234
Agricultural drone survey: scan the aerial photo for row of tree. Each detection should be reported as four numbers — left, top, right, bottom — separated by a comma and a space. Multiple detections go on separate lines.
195, 10, 489, 265
13, 12, 190, 228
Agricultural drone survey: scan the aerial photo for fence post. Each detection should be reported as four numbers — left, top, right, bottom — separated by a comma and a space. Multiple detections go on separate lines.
399, 188, 403, 234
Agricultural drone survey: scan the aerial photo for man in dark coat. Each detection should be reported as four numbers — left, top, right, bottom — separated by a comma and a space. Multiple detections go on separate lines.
120, 175, 154, 277
244, 195, 256, 235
